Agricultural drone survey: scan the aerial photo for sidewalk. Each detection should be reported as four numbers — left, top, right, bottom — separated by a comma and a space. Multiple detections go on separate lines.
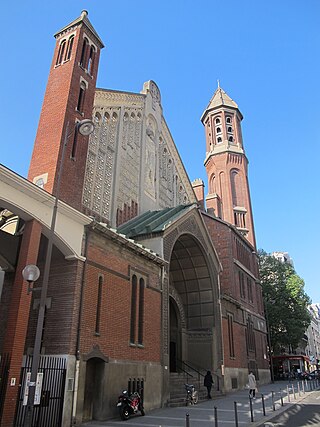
81, 380, 320, 427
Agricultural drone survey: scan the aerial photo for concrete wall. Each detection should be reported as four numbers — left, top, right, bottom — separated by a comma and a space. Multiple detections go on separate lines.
76, 359, 163, 422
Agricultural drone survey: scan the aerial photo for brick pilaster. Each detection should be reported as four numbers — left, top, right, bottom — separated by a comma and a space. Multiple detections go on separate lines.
1, 220, 42, 427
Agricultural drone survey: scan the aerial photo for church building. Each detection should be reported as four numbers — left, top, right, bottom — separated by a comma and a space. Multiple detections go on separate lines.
0, 11, 269, 426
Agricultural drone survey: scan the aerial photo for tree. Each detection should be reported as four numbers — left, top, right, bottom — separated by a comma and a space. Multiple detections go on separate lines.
258, 250, 311, 354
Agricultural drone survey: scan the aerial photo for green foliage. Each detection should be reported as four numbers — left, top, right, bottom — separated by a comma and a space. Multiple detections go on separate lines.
258, 250, 311, 354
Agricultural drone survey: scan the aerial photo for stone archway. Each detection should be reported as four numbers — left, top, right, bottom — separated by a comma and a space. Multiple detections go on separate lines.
83, 357, 106, 422
169, 233, 218, 372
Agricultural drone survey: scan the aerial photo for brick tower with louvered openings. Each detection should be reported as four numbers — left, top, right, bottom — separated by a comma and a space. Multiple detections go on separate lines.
28, 10, 104, 211
201, 86, 256, 248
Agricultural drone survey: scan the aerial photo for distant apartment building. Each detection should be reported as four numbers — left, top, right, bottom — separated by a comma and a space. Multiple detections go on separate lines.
272, 251, 294, 266
305, 305, 320, 369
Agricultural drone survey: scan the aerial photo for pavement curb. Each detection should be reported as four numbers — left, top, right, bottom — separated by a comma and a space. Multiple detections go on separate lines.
251, 388, 319, 427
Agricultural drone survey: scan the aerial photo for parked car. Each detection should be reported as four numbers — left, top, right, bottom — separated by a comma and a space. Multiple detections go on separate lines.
307, 370, 320, 380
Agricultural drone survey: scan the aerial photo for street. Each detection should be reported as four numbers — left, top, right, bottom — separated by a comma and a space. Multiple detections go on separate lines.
264, 389, 320, 426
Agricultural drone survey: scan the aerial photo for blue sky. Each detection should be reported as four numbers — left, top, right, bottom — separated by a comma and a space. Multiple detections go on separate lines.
1, 1, 319, 301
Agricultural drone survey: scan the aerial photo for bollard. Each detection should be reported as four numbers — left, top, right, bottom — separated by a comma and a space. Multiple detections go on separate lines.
261, 393, 266, 416
271, 391, 275, 411
249, 397, 254, 422
302, 380, 305, 393
292, 384, 296, 399
186, 412, 190, 427
298, 382, 301, 397
287, 385, 290, 402
280, 389, 284, 406
234, 401, 238, 427
214, 406, 218, 427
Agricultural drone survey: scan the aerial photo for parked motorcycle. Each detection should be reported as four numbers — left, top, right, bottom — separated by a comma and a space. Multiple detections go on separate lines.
185, 383, 198, 405
117, 389, 145, 420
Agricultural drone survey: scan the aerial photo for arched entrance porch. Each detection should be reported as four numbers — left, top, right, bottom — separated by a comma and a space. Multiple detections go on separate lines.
169, 233, 219, 374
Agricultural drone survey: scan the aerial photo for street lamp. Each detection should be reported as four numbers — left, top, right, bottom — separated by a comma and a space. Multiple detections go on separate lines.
22, 265, 40, 294
22, 119, 94, 426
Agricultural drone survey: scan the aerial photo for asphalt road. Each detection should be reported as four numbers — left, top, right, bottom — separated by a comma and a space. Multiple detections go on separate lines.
263, 389, 320, 426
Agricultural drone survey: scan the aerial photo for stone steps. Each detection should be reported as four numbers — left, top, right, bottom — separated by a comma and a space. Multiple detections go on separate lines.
168, 372, 221, 407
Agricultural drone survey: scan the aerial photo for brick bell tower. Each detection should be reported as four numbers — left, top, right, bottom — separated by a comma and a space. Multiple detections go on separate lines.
28, 11, 104, 211
201, 85, 256, 248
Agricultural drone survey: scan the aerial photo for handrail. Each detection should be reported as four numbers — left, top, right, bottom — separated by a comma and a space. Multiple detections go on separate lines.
177, 359, 221, 391
177, 359, 202, 390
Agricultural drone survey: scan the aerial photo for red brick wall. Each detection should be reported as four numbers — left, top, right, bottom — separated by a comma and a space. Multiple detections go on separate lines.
80, 231, 162, 362
203, 214, 269, 371
28, 21, 102, 211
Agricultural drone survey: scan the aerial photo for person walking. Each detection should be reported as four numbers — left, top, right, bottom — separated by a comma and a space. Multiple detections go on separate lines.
204, 370, 214, 399
248, 371, 257, 399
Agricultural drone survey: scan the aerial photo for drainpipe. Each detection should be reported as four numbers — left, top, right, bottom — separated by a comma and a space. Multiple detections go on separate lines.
71, 224, 90, 425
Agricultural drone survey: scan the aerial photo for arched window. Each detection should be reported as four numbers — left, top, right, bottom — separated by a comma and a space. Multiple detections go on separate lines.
77, 82, 86, 113
130, 275, 138, 344
56, 39, 66, 65
88, 45, 96, 75
210, 174, 216, 193
217, 137, 222, 143
226, 117, 232, 124
230, 169, 244, 206
228, 136, 233, 142
80, 38, 88, 68
94, 112, 101, 124
65, 35, 74, 61
228, 127, 233, 133
215, 117, 221, 124
216, 127, 221, 134
138, 278, 145, 345
95, 276, 103, 334
104, 112, 110, 123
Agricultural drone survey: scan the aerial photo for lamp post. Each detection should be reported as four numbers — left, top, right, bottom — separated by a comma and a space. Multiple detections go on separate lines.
22, 119, 94, 427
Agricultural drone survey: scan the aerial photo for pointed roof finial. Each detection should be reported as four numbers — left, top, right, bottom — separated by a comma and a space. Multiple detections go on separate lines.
217, 79, 220, 89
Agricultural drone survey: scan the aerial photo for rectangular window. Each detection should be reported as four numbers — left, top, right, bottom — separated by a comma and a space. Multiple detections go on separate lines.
239, 271, 246, 299
247, 278, 253, 302
227, 313, 235, 358
95, 276, 103, 334
246, 316, 256, 354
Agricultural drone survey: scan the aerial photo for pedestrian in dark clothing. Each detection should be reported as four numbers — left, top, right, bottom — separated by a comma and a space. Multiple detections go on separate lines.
204, 370, 214, 399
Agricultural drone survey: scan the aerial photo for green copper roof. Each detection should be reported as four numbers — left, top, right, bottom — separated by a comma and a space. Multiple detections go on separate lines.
117, 204, 194, 238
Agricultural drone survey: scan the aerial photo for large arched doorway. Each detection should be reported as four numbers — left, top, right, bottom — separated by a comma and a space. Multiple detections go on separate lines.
169, 233, 218, 372
83, 357, 105, 421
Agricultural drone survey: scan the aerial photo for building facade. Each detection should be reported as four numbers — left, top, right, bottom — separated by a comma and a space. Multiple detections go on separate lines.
0, 10, 269, 426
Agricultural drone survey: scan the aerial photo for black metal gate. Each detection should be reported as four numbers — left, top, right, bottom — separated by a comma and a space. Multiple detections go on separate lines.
0, 353, 10, 424
14, 356, 66, 427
